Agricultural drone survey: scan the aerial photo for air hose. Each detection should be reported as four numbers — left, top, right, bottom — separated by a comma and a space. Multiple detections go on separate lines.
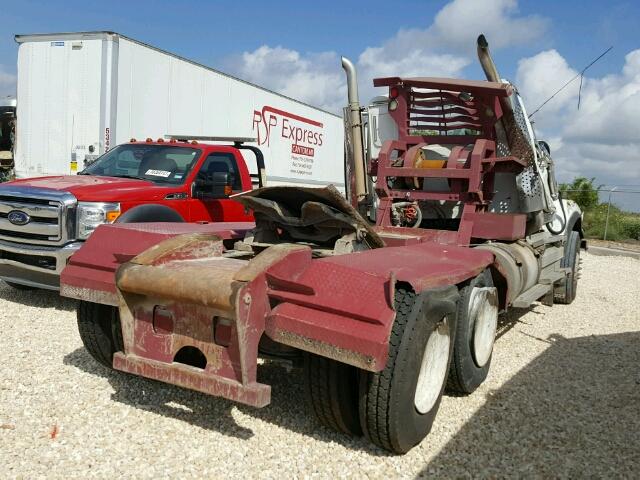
546, 191, 567, 235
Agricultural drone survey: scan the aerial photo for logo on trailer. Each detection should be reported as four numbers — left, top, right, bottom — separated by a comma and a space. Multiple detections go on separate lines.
252, 106, 324, 158
8, 210, 30, 226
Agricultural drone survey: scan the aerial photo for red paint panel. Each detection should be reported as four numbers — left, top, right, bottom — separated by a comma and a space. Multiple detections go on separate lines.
319, 242, 494, 291
60, 222, 253, 302
466, 212, 526, 241
267, 260, 395, 325
266, 303, 391, 371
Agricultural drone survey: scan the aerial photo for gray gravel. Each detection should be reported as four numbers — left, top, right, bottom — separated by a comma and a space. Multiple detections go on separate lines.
1, 252, 639, 478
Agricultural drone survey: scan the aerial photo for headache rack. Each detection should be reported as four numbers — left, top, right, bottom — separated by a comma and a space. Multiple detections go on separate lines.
371, 77, 530, 246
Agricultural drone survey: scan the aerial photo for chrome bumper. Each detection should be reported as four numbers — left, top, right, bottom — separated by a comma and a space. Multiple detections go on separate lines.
0, 239, 83, 290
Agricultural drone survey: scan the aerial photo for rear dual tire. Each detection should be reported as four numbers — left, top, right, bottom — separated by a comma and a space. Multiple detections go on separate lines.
447, 270, 498, 394
306, 288, 456, 454
77, 301, 123, 369
4, 281, 36, 291
555, 231, 581, 304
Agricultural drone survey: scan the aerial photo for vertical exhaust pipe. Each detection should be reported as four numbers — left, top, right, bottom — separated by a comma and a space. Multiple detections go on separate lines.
477, 34, 512, 115
477, 34, 501, 83
341, 57, 366, 204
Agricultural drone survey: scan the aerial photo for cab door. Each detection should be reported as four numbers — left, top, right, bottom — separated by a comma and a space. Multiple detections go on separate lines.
188, 148, 253, 222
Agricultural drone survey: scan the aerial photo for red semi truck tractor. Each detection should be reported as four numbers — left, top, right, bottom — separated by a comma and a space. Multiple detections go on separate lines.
61, 36, 585, 453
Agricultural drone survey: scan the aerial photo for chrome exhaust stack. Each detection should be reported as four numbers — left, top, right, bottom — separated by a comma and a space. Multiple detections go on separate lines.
341, 57, 367, 205
477, 34, 513, 115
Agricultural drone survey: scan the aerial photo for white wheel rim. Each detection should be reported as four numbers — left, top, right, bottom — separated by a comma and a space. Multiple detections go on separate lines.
470, 287, 498, 368
414, 319, 450, 414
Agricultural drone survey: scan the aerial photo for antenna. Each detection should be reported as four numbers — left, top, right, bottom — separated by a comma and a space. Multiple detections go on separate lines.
528, 46, 613, 118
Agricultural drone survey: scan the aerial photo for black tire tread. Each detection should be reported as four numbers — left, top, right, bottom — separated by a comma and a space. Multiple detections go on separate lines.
4, 281, 36, 291
77, 301, 120, 369
555, 231, 580, 304
305, 354, 361, 436
446, 270, 493, 394
360, 288, 415, 451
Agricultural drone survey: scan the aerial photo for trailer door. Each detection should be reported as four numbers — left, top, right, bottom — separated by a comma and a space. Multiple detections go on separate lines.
15, 37, 104, 177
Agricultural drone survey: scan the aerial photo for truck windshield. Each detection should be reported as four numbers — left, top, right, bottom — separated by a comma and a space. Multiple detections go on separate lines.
81, 144, 202, 185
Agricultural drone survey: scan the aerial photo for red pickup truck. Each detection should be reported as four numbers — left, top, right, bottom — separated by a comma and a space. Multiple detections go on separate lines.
0, 138, 265, 290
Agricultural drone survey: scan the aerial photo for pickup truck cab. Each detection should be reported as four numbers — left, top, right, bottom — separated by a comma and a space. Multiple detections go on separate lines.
0, 138, 264, 290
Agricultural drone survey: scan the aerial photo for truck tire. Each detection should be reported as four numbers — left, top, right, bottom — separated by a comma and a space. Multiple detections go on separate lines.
555, 231, 580, 304
304, 354, 362, 436
4, 281, 36, 291
77, 301, 123, 369
116, 204, 184, 223
447, 270, 498, 394
359, 287, 457, 453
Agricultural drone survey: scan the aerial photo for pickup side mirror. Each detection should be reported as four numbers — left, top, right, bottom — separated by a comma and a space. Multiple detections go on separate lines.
195, 171, 232, 199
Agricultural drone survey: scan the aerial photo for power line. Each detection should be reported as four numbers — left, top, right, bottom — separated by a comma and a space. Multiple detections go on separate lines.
528, 46, 613, 118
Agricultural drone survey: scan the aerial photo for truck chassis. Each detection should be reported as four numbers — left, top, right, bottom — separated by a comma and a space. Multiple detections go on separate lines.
61, 36, 584, 453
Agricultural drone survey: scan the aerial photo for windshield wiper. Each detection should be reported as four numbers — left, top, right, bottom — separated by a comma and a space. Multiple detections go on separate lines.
112, 174, 149, 181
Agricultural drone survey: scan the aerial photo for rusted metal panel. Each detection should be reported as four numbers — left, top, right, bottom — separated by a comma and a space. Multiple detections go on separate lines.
113, 353, 270, 408
61, 222, 253, 303
373, 76, 513, 97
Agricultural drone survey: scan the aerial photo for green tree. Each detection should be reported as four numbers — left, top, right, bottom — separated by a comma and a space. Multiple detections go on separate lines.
559, 177, 601, 211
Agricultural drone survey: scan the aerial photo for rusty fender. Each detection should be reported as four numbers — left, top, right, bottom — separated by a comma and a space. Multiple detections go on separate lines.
112, 234, 315, 407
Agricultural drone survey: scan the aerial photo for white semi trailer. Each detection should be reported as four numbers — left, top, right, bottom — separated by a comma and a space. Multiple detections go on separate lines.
13, 31, 344, 189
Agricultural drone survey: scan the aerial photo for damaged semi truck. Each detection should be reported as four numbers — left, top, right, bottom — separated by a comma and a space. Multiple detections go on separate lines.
60, 35, 585, 454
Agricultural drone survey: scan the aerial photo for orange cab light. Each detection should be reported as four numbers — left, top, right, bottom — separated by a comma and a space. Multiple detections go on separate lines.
157, 138, 164, 143
169, 138, 177, 143
146, 137, 153, 143
130, 138, 137, 143
191, 140, 199, 145
106, 211, 121, 223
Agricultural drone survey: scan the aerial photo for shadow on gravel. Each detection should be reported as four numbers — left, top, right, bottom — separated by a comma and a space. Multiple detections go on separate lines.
0, 282, 76, 311
63, 347, 389, 455
418, 331, 640, 478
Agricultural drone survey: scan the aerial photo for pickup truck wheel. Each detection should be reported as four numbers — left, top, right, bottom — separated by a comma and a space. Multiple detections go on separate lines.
554, 231, 580, 304
447, 270, 498, 394
4, 281, 36, 291
359, 288, 455, 453
116, 204, 184, 223
77, 301, 123, 369
304, 354, 361, 436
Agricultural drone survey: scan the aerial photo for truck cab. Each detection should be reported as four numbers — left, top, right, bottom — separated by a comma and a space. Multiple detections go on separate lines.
0, 138, 263, 290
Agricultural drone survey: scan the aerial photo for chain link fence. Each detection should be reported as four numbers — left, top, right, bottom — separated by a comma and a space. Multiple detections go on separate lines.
563, 188, 640, 242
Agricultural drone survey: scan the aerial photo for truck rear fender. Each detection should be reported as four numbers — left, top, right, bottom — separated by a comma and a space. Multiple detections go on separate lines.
261, 242, 495, 372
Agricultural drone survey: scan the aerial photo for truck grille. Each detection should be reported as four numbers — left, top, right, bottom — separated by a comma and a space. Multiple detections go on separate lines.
0, 189, 77, 246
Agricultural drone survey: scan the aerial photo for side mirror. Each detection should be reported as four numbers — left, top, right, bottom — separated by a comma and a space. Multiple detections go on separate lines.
195, 171, 232, 199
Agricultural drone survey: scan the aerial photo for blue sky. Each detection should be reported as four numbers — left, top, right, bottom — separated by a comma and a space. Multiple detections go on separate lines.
1, 0, 637, 82
0, 0, 639, 209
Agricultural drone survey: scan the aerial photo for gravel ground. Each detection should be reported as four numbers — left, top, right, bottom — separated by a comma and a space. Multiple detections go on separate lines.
1, 252, 638, 479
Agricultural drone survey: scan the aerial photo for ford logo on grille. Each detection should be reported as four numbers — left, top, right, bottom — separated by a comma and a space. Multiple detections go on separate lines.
7, 210, 31, 226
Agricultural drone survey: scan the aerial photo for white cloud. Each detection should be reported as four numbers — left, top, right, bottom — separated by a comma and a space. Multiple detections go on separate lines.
516, 50, 579, 120
0, 65, 16, 97
516, 49, 640, 187
223, 0, 548, 112
225, 46, 346, 112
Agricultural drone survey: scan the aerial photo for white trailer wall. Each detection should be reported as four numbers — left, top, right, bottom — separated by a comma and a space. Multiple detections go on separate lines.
14, 32, 345, 189
114, 37, 344, 189
14, 37, 103, 177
